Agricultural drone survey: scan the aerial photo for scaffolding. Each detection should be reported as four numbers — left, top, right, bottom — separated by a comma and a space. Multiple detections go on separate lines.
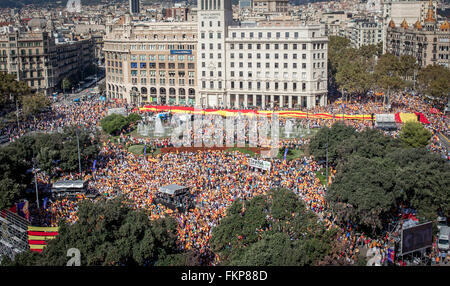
0, 210, 30, 263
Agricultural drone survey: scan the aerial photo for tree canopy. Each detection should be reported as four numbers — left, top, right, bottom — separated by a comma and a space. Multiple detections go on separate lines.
399, 121, 432, 148
311, 123, 450, 234
210, 188, 335, 266
417, 64, 450, 100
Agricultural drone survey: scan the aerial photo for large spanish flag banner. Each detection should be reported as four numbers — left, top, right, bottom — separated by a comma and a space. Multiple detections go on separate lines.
394, 112, 430, 124
139, 105, 372, 121
27, 226, 59, 253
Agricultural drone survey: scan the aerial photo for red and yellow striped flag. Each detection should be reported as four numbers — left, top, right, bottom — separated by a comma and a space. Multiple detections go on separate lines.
27, 226, 59, 253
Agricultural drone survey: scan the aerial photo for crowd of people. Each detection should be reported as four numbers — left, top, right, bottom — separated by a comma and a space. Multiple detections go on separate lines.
3, 90, 447, 265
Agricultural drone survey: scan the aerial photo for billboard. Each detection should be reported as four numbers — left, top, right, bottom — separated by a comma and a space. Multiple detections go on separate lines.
170, 50, 192, 55
401, 222, 433, 255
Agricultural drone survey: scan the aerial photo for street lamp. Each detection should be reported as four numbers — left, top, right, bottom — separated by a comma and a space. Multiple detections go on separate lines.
31, 159, 40, 209
75, 127, 82, 177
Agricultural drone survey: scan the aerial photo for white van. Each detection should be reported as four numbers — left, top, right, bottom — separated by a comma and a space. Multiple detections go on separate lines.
437, 226, 449, 252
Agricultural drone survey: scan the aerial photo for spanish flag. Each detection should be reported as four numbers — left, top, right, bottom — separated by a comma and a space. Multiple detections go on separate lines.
28, 226, 59, 253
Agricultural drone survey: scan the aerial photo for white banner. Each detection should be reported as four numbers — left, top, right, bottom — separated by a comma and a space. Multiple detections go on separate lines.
248, 158, 271, 172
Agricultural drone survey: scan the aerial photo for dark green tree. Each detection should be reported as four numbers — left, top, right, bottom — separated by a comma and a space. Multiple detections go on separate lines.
399, 121, 432, 148
100, 114, 129, 135
211, 188, 335, 266
309, 122, 357, 166
417, 64, 450, 100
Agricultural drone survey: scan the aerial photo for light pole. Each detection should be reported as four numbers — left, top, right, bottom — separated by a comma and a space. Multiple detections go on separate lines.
326, 127, 329, 187
15, 95, 20, 132
75, 127, 82, 177
32, 159, 40, 209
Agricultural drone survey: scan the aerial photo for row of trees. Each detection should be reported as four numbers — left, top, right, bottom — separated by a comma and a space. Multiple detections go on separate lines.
0, 127, 99, 210
328, 36, 450, 102
310, 122, 449, 234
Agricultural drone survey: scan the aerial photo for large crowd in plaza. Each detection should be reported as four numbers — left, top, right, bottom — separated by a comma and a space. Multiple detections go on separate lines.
2, 91, 449, 265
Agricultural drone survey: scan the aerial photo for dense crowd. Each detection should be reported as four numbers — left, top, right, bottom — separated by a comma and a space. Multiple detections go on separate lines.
3, 91, 448, 265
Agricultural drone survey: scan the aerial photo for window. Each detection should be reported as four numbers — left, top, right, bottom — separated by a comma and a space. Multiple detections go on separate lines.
302, 44, 307, 50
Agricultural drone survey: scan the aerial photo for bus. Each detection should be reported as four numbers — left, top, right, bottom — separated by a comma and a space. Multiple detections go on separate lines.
51, 180, 96, 199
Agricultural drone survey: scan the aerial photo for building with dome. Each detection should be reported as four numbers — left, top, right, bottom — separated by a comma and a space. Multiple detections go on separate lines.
386, 0, 450, 68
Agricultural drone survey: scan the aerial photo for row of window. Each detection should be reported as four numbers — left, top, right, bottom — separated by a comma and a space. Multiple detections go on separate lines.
230, 31, 318, 39
229, 52, 325, 60
129, 44, 195, 51
226, 71, 326, 79
201, 81, 324, 91
128, 62, 196, 69
130, 55, 195, 61
228, 61, 326, 69
228, 43, 325, 50
131, 78, 195, 86
130, 70, 195, 77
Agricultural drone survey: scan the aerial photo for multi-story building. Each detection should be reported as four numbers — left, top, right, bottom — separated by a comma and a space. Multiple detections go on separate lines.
252, 0, 289, 14
104, 14, 197, 105
386, 1, 450, 68
349, 19, 383, 48
321, 11, 350, 37
0, 30, 94, 95
104, 0, 328, 108
382, 0, 438, 52
164, 7, 190, 22
198, 0, 328, 108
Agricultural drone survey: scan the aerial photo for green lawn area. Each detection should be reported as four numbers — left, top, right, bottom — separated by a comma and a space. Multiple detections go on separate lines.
315, 169, 327, 186
277, 148, 306, 161
128, 144, 161, 156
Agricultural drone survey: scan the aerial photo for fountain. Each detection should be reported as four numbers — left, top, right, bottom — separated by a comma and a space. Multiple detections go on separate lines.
154, 115, 165, 137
